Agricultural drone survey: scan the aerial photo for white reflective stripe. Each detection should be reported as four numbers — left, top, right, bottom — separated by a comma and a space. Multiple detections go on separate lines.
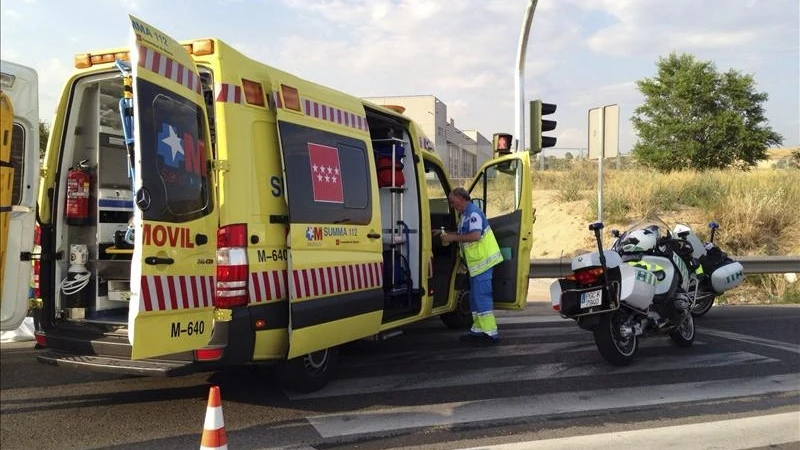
193, 276, 204, 308
315, 268, 325, 295
173, 276, 184, 309
203, 405, 225, 430
266, 271, 277, 301
469, 251, 503, 273
159, 276, 171, 311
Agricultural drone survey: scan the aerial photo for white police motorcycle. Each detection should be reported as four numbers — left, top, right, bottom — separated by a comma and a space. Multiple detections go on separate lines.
549, 217, 743, 365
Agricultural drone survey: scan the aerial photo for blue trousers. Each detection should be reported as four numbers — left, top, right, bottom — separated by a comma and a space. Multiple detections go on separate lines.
469, 267, 497, 337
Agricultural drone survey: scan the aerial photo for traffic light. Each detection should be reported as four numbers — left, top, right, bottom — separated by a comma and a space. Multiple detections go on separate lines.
530, 100, 557, 154
492, 133, 513, 156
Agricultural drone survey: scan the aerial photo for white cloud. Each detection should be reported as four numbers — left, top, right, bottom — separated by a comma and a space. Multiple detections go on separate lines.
119, 0, 140, 11
36, 58, 72, 121
5, 9, 22, 19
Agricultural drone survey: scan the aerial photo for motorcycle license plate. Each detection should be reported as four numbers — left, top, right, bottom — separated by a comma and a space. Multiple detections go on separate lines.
580, 289, 602, 308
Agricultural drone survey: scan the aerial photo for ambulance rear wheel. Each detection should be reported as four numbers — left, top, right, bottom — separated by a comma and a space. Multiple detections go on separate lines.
278, 347, 339, 393
440, 289, 472, 330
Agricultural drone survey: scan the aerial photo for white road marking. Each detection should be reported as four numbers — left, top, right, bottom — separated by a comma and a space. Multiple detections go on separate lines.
290, 351, 775, 399
346, 340, 707, 367
701, 328, 800, 355
307, 373, 800, 438
455, 411, 800, 450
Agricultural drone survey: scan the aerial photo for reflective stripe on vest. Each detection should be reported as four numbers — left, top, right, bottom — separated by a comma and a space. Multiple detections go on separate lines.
461, 227, 503, 276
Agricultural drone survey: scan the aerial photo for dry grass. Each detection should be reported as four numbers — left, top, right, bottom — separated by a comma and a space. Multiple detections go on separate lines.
533, 164, 800, 303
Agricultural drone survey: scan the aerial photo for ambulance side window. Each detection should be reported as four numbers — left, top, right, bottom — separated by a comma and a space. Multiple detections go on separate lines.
9, 123, 25, 205
278, 121, 372, 225
137, 79, 213, 223
424, 161, 452, 230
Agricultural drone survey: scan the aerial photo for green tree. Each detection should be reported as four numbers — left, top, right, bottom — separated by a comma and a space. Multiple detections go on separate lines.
631, 53, 783, 172
39, 121, 49, 159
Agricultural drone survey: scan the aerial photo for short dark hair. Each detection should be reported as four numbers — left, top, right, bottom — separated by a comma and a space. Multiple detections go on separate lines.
450, 187, 470, 201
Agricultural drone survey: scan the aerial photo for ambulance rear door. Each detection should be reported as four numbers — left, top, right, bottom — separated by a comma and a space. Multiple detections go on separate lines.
0, 60, 39, 332
274, 90, 384, 359
127, 16, 218, 359
467, 152, 533, 310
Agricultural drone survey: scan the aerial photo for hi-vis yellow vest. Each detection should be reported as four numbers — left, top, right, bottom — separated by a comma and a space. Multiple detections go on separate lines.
461, 227, 503, 276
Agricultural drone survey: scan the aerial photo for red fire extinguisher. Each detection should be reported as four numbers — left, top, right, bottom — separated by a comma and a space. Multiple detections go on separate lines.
65, 160, 91, 226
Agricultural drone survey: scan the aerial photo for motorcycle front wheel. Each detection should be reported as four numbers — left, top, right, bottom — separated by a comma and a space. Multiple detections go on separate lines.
669, 313, 696, 347
594, 311, 638, 366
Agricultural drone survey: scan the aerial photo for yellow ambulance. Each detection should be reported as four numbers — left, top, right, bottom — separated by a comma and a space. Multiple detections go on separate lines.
12, 16, 533, 392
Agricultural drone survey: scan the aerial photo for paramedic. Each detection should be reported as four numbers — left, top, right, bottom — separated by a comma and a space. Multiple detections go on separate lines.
439, 187, 503, 344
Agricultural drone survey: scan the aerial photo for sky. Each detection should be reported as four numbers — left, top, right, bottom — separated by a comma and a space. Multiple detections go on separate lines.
1, 0, 798, 154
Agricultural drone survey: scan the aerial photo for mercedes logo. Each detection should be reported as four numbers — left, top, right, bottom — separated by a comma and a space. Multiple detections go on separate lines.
135, 187, 152, 211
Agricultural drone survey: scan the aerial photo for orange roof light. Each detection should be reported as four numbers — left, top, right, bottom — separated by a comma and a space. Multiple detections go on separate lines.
192, 39, 215, 56
242, 79, 265, 107
75, 54, 92, 69
382, 105, 406, 114
72, 38, 214, 69
74, 51, 130, 69
281, 84, 301, 112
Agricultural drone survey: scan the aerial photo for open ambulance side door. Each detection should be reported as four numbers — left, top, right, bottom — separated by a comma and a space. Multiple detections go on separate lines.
467, 152, 533, 309
0, 60, 39, 332
274, 89, 384, 359
127, 16, 217, 359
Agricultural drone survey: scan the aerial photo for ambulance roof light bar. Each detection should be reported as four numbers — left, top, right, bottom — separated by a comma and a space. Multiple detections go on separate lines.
74, 39, 215, 69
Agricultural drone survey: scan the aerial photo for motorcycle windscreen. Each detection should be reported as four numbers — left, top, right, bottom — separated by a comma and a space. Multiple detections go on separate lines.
0, 60, 40, 332
467, 152, 533, 310
127, 15, 218, 360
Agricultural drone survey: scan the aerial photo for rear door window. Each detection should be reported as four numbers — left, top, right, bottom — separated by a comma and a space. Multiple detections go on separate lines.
137, 79, 212, 222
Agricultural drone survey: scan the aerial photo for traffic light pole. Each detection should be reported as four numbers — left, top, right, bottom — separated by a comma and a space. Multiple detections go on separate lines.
514, 0, 539, 153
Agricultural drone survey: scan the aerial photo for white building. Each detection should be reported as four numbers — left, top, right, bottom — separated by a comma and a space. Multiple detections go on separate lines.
362, 95, 492, 179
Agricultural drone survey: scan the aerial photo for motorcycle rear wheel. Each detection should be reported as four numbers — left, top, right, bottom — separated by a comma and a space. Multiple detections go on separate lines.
691, 294, 715, 317
594, 311, 638, 366
669, 313, 696, 347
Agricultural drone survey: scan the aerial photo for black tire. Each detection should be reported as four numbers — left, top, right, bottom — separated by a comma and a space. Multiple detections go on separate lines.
669, 313, 696, 347
691, 294, 715, 317
593, 312, 638, 366
277, 347, 339, 393
440, 289, 472, 330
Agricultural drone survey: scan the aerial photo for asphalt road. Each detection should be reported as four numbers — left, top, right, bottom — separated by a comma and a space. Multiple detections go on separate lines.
1, 303, 798, 449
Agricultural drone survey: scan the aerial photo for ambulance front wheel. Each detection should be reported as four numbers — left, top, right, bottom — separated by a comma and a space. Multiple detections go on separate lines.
278, 347, 339, 393
440, 289, 472, 330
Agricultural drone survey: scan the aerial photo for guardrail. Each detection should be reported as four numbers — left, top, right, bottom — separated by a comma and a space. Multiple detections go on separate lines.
529, 256, 800, 278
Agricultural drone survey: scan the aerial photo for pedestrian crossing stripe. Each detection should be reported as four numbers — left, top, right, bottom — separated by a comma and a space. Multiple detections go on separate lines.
289, 351, 776, 400
305, 373, 799, 439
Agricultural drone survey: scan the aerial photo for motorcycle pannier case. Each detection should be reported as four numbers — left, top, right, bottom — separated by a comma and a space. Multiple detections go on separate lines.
702, 247, 744, 294
618, 264, 657, 310
709, 261, 744, 294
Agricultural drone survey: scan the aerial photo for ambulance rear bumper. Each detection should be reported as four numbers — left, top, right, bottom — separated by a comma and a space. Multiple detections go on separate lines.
37, 350, 202, 377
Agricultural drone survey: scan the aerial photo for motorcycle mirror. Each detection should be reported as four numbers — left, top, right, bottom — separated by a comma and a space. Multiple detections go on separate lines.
708, 222, 719, 229
588, 222, 604, 231
611, 229, 620, 238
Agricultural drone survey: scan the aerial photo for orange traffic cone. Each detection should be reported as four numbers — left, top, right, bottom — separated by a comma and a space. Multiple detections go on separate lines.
200, 386, 228, 450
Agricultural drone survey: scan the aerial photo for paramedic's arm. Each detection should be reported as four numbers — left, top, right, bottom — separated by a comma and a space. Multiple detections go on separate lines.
441, 231, 481, 244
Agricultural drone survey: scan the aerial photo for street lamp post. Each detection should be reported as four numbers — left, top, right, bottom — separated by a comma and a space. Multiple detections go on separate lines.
514, 0, 539, 153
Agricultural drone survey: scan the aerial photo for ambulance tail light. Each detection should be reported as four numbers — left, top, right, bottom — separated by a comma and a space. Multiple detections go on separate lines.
194, 347, 224, 361
34, 333, 47, 348
215, 224, 249, 308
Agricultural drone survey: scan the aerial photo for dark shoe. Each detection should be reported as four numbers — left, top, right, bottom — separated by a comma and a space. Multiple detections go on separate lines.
460, 333, 499, 345
459, 333, 484, 343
